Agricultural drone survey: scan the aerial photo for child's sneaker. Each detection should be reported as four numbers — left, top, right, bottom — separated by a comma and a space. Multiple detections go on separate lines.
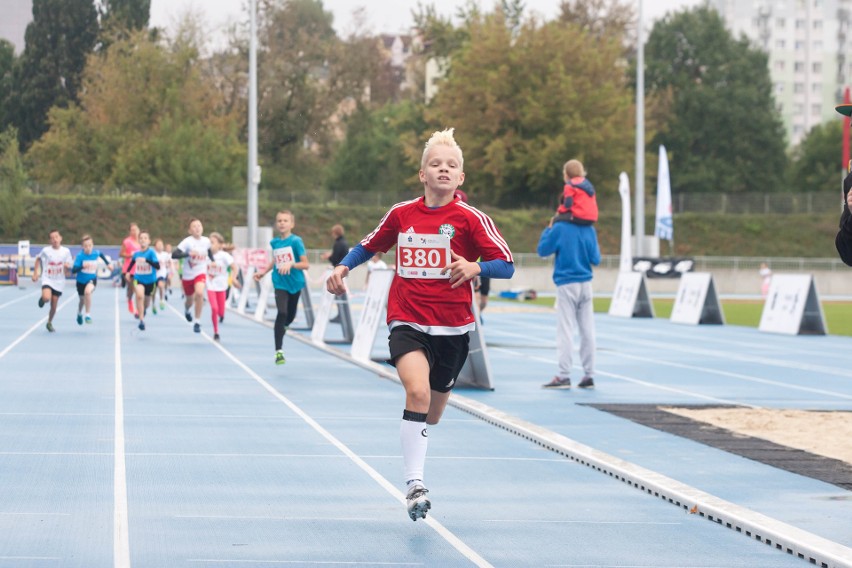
138, 321, 145, 331
76, 314, 83, 325
275, 351, 286, 365
46, 322, 55, 332
85, 316, 92, 324
127, 300, 134, 314
542, 376, 571, 389
152, 305, 157, 315
193, 323, 201, 333
185, 310, 192, 322
406, 483, 431, 521
213, 333, 220, 342
38, 297, 45, 308
160, 302, 165, 310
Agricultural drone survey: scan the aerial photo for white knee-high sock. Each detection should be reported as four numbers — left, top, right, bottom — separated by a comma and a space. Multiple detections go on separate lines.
400, 410, 428, 486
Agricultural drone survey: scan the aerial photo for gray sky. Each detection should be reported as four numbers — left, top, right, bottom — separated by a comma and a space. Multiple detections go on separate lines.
149, 0, 705, 42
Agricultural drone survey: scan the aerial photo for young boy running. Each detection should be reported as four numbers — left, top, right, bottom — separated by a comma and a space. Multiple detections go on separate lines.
153, 238, 171, 313
71, 235, 111, 325
119, 223, 141, 315
326, 128, 514, 521
171, 218, 211, 333
32, 229, 74, 332
207, 232, 239, 341
125, 231, 160, 331
253, 211, 309, 364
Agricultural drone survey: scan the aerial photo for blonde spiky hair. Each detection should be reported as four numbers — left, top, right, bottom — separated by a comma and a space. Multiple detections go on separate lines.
421, 127, 464, 170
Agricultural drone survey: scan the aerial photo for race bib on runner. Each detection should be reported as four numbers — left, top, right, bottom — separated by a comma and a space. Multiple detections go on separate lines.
135, 258, 152, 275
273, 246, 295, 269
396, 233, 451, 279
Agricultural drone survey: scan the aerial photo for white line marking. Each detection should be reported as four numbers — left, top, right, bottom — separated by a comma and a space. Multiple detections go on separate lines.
0, 291, 38, 310
187, 560, 423, 566
113, 289, 131, 568
0, 512, 70, 516
206, 338, 494, 568
0, 297, 74, 360
490, 347, 758, 407
483, 519, 680, 525
0, 556, 61, 561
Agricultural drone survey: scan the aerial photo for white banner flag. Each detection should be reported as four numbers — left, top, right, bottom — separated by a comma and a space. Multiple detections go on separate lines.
617, 172, 633, 273
655, 145, 673, 241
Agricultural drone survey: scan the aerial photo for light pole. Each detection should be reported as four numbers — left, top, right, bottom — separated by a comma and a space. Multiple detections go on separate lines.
247, 0, 259, 249
635, 0, 645, 257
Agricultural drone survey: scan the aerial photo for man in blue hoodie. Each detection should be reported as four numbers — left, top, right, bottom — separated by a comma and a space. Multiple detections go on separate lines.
537, 213, 600, 389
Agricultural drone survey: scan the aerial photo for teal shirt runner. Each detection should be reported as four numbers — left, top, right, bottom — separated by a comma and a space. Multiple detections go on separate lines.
269, 235, 307, 294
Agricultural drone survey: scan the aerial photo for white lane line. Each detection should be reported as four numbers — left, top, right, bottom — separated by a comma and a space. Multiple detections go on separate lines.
0, 297, 74, 360
187, 560, 423, 566
113, 289, 131, 568
0, 512, 70, 516
484, 519, 681, 525
490, 347, 760, 408
604, 350, 852, 401
0, 291, 38, 310
207, 338, 494, 568
0, 557, 61, 561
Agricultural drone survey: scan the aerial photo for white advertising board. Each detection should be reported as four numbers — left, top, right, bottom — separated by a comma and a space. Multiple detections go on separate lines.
351, 269, 393, 363
608, 271, 654, 318
670, 272, 724, 325
759, 274, 826, 335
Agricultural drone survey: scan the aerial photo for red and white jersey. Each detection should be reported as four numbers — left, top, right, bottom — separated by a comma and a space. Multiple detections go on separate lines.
37, 246, 73, 291
361, 196, 513, 334
207, 250, 234, 292
176, 236, 211, 280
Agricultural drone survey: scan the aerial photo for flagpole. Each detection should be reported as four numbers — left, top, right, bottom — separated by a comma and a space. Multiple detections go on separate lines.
635, 0, 645, 257
247, 0, 259, 249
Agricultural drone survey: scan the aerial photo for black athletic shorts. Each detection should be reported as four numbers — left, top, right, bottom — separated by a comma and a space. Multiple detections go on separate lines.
41, 285, 62, 298
388, 325, 470, 393
134, 281, 156, 297
76, 279, 97, 296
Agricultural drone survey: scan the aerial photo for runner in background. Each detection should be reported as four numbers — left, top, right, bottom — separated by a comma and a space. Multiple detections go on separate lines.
171, 218, 212, 333
153, 238, 171, 313
71, 234, 111, 325
126, 231, 160, 331
119, 223, 141, 316
32, 229, 74, 333
207, 232, 239, 341
253, 210, 309, 365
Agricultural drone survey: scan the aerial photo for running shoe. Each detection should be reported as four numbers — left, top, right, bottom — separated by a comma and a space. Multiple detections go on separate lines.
275, 351, 286, 365
85, 316, 92, 324
76, 314, 83, 325
213, 333, 220, 342
138, 321, 145, 331
542, 376, 571, 389
38, 297, 45, 308
127, 300, 134, 314
160, 302, 165, 310
46, 322, 55, 332
219, 315, 224, 323
152, 305, 157, 315
193, 322, 201, 333
577, 377, 595, 389
406, 483, 431, 521
185, 310, 192, 322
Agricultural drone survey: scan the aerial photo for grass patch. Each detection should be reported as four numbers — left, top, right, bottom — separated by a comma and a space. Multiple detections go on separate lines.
496, 297, 852, 336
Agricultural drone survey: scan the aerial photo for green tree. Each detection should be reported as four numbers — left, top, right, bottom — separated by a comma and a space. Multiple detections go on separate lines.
644, 7, 787, 193
0, 40, 15, 130
28, 29, 245, 197
100, 0, 151, 31
9, 0, 99, 148
325, 101, 425, 195
788, 119, 846, 193
428, 9, 634, 207
0, 127, 28, 237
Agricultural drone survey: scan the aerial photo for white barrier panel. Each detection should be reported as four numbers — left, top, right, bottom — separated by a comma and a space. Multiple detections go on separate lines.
310, 269, 355, 345
351, 269, 394, 363
759, 274, 827, 335
253, 272, 273, 322
236, 265, 256, 314
670, 272, 724, 325
608, 271, 654, 318
457, 292, 494, 390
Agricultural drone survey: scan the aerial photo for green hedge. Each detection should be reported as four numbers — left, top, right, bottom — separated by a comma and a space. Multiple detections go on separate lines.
1, 195, 842, 257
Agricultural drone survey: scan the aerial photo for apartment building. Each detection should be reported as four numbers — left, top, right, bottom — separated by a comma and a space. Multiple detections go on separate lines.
711, 0, 852, 146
